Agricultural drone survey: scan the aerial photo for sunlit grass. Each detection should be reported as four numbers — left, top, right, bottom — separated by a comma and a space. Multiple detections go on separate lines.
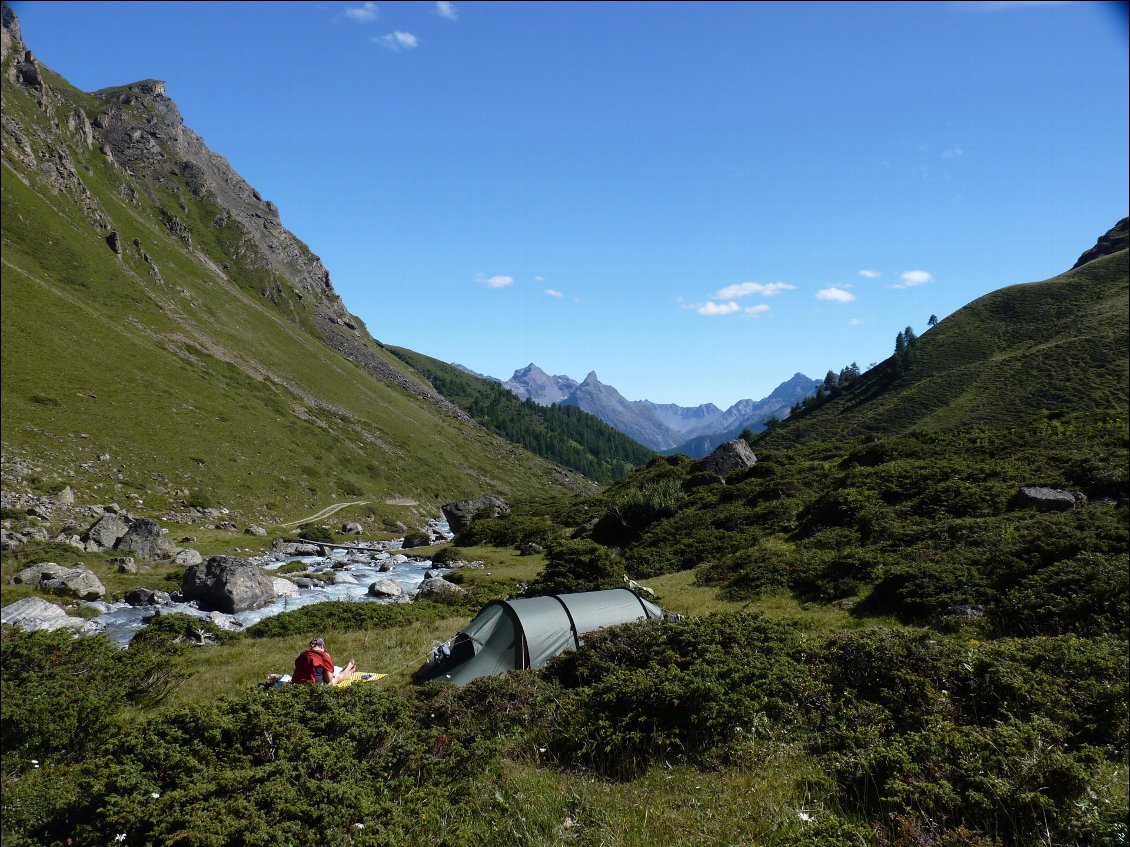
412, 744, 828, 847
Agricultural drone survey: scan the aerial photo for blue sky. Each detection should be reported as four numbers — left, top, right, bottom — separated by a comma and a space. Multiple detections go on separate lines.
12, 1, 1129, 408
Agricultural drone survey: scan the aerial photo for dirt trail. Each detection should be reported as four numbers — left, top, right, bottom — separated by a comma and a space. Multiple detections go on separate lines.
276, 501, 370, 528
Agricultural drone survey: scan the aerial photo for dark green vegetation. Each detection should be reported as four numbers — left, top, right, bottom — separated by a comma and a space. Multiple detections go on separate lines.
1, 16, 589, 529
389, 347, 654, 483
3, 609, 1125, 845
5, 410, 1126, 846
763, 246, 1128, 447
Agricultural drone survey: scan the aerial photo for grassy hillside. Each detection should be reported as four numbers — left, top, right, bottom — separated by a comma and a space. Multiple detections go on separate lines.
389, 347, 655, 483
1, 36, 585, 525
759, 247, 1128, 448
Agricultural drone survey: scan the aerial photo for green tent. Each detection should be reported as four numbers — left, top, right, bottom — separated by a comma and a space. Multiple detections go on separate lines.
416, 588, 665, 686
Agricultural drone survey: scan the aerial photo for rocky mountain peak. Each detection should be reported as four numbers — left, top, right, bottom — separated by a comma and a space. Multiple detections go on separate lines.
1, 2, 24, 63
504, 363, 577, 405
1072, 217, 1128, 269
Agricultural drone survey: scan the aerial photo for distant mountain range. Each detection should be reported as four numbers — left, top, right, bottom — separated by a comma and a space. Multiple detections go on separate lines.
479, 364, 818, 456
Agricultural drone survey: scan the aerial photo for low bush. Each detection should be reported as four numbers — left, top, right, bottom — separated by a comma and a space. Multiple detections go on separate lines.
243, 600, 449, 638
520, 538, 622, 596
295, 523, 335, 543
0, 628, 180, 774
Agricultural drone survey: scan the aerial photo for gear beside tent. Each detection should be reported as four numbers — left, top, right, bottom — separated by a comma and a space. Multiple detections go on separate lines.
415, 588, 667, 686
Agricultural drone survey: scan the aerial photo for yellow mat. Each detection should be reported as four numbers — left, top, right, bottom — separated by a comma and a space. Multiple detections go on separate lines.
333, 671, 386, 687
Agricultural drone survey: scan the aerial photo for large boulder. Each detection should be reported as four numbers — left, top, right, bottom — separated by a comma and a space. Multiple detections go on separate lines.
698, 439, 757, 477
9, 561, 72, 585
41, 567, 106, 601
174, 548, 204, 567
368, 578, 403, 598
401, 531, 432, 549
271, 539, 322, 557
415, 576, 467, 599
441, 495, 510, 535
1014, 486, 1082, 511
85, 513, 129, 550
271, 577, 300, 598
181, 555, 276, 614
117, 518, 176, 560
9, 562, 106, 600
1, 596, 85, 632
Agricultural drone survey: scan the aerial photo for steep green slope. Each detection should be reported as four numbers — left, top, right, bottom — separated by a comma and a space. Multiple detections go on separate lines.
0, 12, 586, 524
388, 347, 655, 483
758, 236, 1128, 448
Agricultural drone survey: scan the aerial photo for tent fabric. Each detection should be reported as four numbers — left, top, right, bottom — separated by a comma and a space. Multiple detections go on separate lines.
418, 588, 664, 686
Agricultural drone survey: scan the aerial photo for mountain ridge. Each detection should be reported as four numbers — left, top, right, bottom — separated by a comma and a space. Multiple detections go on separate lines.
502, 365, 817, 454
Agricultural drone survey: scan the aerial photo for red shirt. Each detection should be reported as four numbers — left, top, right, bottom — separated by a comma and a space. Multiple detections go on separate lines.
293, 648, 336, 684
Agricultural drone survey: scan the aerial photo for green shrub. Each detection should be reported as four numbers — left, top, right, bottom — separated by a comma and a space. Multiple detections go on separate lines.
429, 545, 465, 565
456, 513, 560, 548
295, 523, 335, 543
243, 600, 447, 638
0, 628, 180, 774
996, 552, 1128, 637
592, 480, 688, 547
522, 538, 622, 596
127, 612, 241, 649
185, 490, 214, 510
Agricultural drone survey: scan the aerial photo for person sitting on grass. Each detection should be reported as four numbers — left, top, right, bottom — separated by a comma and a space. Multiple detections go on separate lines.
293, 637, 355, 685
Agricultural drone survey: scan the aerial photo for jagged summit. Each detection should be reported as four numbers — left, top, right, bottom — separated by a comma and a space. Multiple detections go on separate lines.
502, 365, 818, 455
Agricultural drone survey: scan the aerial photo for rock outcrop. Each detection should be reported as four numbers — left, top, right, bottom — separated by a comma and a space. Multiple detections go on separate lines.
1072, 217, 1128, 269
117, 517, 176, 560
442, 496, 510, 535
1, 595, 85, 632
698, 439, 757, 477
1014, 486, 1083, 511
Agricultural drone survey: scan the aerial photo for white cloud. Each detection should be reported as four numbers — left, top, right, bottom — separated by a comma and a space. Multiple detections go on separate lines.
941, 146, 963, 159
715, 281, 795, 299
817, 287, 856, 303
697, 301, 741, 316
534, 275, 545, 282
435, 1, 458, 19
897, 270, 934, 288
344, 2, 378, 23
744, 304, 770, 317
473, 273, 514, 289
850, 318, 865, 326
545, 288, 564, 298
858, 269, 881, 279
374, 31, 419, 50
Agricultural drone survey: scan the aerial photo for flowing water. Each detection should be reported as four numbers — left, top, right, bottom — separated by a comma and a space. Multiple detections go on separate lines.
79, 520, 454, 647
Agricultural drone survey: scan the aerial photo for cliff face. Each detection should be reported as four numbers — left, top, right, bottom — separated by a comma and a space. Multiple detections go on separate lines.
2, 10, 339, 316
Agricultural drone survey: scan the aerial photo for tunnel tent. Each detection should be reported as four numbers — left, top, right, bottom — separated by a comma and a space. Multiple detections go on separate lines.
416, 588, 665, 686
